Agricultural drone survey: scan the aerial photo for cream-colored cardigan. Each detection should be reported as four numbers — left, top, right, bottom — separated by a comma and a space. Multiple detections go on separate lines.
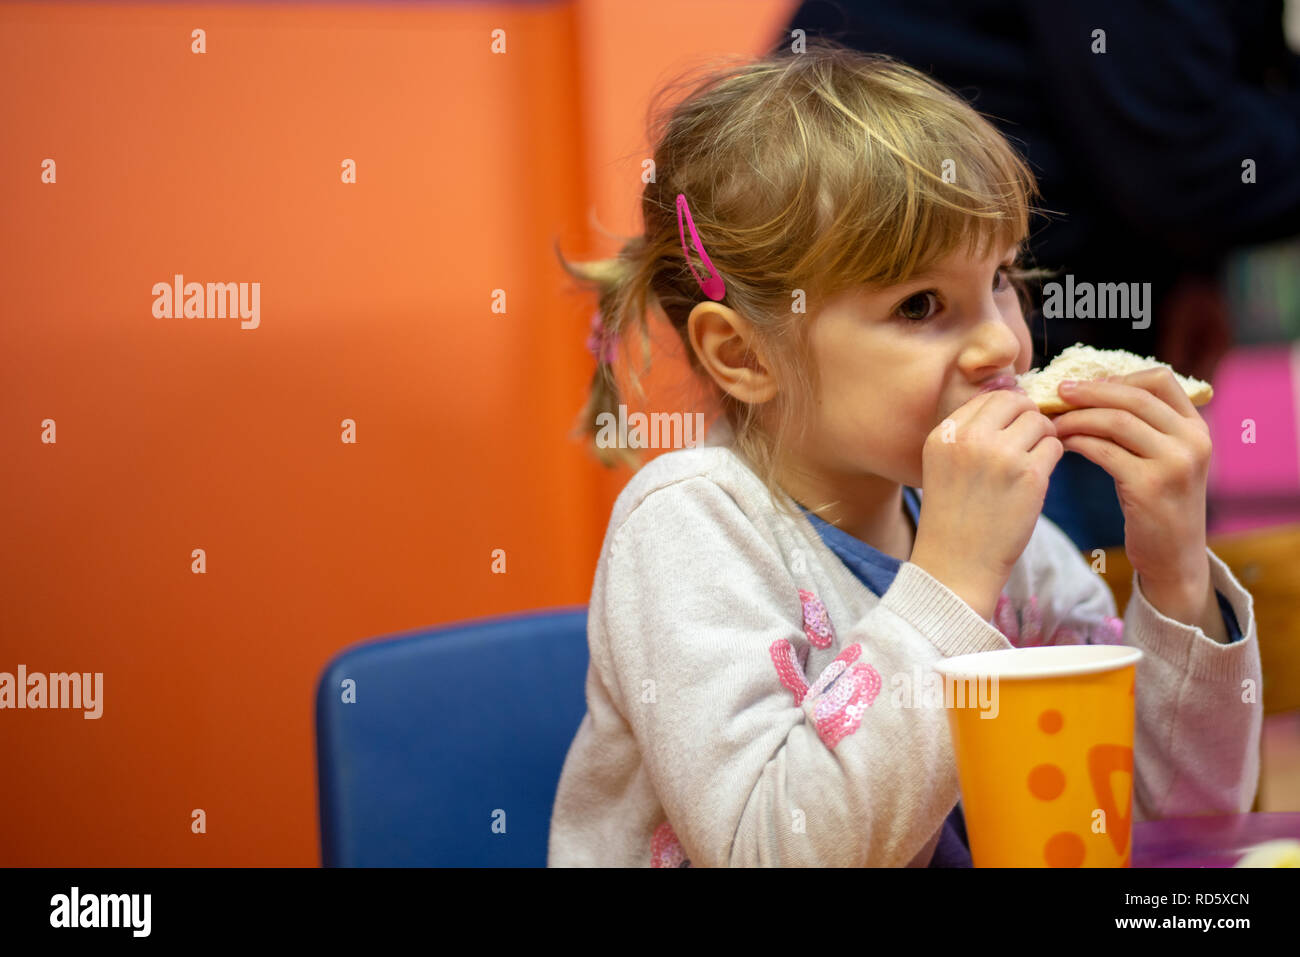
548, 418, 1261, 867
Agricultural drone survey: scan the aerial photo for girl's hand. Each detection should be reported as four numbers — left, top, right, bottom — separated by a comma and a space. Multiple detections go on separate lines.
913, 390, 1063, 621
1051, 367, 1213, 601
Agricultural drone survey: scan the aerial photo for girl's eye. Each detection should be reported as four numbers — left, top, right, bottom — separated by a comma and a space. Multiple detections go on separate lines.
893, 266, 1015, 322
896, 291, 938, 322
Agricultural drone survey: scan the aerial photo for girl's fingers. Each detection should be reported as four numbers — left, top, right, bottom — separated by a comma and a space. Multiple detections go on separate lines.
1118, 366, 1200, 419
1057, 370, 1188, 436
1005, 407, 1059, 450
966, 389, 1046, 431
1059, 433, 1140, 476
1052, 406, 1164, 459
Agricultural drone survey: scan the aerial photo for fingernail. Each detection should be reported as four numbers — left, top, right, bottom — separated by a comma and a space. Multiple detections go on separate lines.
1060, 380, 1077, 392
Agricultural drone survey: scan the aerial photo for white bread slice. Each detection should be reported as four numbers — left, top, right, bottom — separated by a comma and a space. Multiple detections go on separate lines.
1016, 343, 1214, 415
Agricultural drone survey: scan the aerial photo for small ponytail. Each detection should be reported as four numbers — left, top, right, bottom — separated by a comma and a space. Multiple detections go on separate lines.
554, 236, 652, 471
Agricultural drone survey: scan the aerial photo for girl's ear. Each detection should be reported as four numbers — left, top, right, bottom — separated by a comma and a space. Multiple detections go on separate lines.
688, 303, 778, 405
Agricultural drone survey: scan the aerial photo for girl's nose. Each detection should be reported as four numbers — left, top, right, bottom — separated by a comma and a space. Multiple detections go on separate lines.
974, 301, 1021, 354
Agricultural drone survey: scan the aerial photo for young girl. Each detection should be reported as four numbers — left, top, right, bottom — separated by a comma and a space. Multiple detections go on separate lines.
548, 40, 1261, 867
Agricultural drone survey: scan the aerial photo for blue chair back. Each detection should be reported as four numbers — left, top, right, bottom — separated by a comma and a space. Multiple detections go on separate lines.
315, 606, 589, 866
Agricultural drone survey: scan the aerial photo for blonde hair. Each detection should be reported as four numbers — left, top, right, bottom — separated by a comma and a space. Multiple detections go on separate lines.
556, 39, 1046, 521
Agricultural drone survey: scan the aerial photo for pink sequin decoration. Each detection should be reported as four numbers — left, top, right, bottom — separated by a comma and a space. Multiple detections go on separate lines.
992, 593, 1016, 638
650, 820, 691, 867
798, 589, 835, 648
998, 593, 1046, 646
814, 661, 882, 749
769, 639, 810, 706
769, 639, 880, 750
807, 642, 861, 699
993, 593, 1126, 647
1088, 615, 1125, 644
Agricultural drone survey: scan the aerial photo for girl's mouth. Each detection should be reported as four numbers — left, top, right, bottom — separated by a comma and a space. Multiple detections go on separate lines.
977, 374, 1025, 394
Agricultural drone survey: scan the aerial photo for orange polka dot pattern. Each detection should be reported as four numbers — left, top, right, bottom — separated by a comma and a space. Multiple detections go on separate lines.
1030, 707, 1133, 866
1028, 764, 1066, 800
1044, 831, 1085, 867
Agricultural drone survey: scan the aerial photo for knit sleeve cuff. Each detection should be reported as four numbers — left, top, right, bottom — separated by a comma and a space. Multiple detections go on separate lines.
882, 562, 1013, 658
1124, 547, 1260, 683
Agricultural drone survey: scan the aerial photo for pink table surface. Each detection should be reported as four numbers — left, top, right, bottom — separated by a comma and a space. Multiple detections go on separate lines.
1131, 812, 1300, 867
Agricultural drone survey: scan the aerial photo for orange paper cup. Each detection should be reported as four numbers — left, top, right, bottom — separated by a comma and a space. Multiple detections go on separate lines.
933, 645, 1142, 867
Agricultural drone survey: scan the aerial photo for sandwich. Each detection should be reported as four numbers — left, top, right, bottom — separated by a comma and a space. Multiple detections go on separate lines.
1016, 343, 1214, 415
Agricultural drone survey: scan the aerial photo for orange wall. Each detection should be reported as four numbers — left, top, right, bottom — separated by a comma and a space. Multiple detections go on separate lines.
0, 1, 797, 865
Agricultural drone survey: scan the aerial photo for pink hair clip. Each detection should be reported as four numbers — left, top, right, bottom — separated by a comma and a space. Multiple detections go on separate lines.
676, 193, 726, 301
586, 310, 618, 364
